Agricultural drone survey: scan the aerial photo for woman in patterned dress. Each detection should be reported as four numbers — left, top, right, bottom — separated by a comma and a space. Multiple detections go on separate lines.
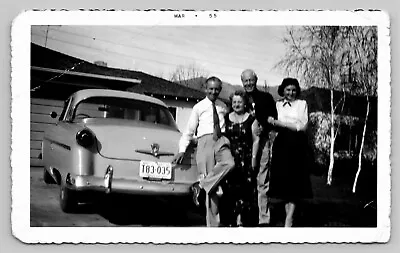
220, 90, 260, 227
267, 78, 313, 227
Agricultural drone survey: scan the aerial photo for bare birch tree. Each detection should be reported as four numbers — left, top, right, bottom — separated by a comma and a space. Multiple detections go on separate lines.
345, 26, 378, 193
276, 26, 350, 185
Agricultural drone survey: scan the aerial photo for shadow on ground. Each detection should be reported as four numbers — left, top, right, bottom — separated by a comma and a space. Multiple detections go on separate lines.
54, 171, 376, 227
268, 174, 377, 227
91, 194, 206, 227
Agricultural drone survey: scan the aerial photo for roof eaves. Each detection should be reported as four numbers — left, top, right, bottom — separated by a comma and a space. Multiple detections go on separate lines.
31, 66, 142, 84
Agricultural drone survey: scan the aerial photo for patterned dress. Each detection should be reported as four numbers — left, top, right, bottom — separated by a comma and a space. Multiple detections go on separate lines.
220, 113, 258, 226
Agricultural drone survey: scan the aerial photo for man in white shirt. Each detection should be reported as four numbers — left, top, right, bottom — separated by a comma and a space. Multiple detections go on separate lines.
172, 76, 235, 227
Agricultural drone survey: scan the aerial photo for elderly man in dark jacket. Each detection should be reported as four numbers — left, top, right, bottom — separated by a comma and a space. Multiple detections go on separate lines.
241, 69, 277, 226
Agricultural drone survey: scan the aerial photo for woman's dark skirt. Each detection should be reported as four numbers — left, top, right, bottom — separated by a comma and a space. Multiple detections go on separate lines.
269, 129, 313, 201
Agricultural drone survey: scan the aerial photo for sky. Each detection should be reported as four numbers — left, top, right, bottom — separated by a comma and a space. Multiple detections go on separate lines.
31, 25, 290, 87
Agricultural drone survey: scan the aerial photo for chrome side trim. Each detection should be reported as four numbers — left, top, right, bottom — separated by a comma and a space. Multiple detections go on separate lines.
44, 136, 71, 151
135, 149, 175, 157
64, 174, 192, 196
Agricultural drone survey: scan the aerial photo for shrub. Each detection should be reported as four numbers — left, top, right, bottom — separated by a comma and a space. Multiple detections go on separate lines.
307, 112, 377, 168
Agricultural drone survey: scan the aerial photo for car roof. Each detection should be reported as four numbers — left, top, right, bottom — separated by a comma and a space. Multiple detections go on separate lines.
71, 89, 167, 107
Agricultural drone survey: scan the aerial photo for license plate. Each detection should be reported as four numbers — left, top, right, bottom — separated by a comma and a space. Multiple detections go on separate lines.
139, 161, 172, 179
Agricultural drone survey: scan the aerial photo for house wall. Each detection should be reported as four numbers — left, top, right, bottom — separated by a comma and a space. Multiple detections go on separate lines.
162, 99, 197, 132
31, 98, 64, 166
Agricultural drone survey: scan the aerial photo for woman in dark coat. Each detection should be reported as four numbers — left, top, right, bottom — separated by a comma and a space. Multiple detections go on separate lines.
267, 78, 313, 227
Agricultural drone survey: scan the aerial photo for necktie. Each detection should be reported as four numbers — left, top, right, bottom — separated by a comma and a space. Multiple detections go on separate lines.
248, 96, 255, 110
248, 96, 255, 115
212, 102, 222, 141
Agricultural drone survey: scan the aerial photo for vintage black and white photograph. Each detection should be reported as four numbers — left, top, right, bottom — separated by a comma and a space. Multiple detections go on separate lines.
11, 10, 390, 243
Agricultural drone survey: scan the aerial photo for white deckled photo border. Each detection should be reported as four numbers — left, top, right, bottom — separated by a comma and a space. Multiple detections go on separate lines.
11, 10, 391, 244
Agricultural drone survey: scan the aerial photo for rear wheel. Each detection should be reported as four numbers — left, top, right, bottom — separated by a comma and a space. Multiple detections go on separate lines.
60, 184, 78, 213
43, 168, 56, 184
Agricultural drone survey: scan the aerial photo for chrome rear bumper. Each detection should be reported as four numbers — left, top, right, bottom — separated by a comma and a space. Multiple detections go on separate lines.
64, 165, 192, 196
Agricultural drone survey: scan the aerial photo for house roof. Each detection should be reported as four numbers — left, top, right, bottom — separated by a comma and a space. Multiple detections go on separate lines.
32, 66, 142, 84
31, 43, 205, 101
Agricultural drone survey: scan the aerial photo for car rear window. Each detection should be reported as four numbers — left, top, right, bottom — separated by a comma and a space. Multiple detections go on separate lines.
73, 96, 177, 128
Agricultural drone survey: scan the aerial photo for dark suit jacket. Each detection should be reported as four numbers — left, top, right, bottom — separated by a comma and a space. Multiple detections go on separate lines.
247, 89, 277, 137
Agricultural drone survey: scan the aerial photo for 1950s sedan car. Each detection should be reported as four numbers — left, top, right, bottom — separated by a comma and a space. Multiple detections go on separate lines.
42, 89, 198, 213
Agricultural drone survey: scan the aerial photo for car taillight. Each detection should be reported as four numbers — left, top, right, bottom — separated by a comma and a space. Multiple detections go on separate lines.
76, 129, 95, 148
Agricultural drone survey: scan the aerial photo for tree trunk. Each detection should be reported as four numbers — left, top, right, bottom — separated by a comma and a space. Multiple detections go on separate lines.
327, 89, 335, 185
352, 97, 370, 193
